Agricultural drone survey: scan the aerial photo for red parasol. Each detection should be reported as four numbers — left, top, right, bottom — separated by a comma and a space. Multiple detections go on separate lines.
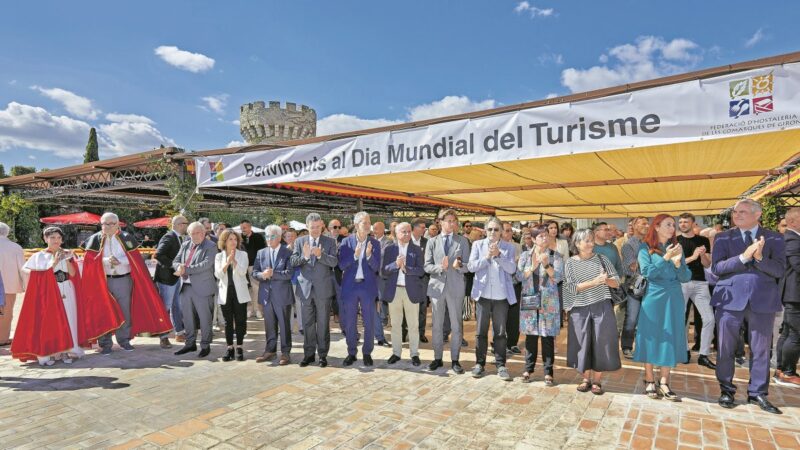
40, 212, 127, 227
133, 217, 171, 229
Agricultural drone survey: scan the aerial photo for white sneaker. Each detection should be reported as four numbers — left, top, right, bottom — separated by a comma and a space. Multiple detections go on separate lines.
63, 357, 73, 364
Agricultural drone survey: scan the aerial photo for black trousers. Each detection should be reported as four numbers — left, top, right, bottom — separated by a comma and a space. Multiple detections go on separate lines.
475, 298, 508, 367
506, 283, 522, 348
221, 299, 248, 346
778, 303, 800, 375
525, 334, 554, 376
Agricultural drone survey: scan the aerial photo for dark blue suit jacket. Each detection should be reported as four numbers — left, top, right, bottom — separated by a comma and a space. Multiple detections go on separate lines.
711, 227, 785, 313
338, 235, 381, 301
381, 242, 426, 303
252, 244, 294, 307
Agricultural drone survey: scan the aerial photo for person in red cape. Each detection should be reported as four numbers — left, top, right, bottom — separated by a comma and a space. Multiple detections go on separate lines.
81, 212, 172, 355
11, 227, 84, 365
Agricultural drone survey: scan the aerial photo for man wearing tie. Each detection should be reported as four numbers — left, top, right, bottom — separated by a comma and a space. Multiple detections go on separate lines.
253, 225, 294, 365
425, 209, 471, 374
173, 222, 218, 358
382, 222, 426, 366
291, 213, 339, 368
712, 199, 785, 414
338, 211, 382, 366
153, 215, 189, 348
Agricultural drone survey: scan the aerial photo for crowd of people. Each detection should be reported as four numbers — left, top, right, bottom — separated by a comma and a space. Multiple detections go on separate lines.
0, 197, 797, 415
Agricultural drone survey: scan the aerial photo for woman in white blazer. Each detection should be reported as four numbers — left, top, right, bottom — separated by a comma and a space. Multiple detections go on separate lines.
214, 230, 251, 361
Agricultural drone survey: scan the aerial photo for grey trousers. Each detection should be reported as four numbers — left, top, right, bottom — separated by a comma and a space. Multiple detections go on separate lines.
181, 283, 215, 349
301, 291, 332, 359
99, 275, 132, 349
431, 293, 463, 361
264, 301, 293, 355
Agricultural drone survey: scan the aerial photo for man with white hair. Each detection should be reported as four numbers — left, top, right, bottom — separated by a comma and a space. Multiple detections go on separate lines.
0, 222, 26, 346
153, 215, 190, 348
291, 212, 339, 367
338, 211, 382, 366
81, 212, 172, 355
173, 221, 219, 358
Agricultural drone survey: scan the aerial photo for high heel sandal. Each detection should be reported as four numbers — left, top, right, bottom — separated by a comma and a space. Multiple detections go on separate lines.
222, 347, 235, 362
645, 380, 660, 399
236, 347, 244, 361
658, 383, 680, 401
544, 375, 555, 387
522, 372, 532, 383
591, 382, 604, 395
577, 379, 591, 392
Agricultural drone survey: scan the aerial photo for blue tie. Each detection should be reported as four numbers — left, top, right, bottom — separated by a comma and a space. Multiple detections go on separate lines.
744, 230, 753, 246
444, 235, 451, 255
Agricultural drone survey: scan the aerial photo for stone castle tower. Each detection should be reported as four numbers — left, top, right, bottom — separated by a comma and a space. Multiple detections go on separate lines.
239, 101, 317, 145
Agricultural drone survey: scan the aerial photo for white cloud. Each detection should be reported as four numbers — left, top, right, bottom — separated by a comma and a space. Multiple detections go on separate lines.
317, 114, 403, 136
317, 95, 498, 136
560, 36, 703, 93
201, 94, 229, 115
227, 140, 246, 148
745, 28, 765, 48
31, 86, 100, 120
106, 113, 155, 125
0, 102, 175, 161
407, 96, 497, 122
28, 154, 36, 160
545, 93, 559, 99
154, 45, 215, 73
514, 2, 554, 17
538, 53, 564, 66
8, 80, 17, 86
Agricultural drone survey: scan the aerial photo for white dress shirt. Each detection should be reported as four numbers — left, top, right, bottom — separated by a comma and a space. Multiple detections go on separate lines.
102, 236, 130, 275
354, 237, 367, 280
397, 242, 408, 286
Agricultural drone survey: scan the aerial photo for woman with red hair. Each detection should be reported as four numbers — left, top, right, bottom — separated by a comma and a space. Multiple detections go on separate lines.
634, 214, 692, 401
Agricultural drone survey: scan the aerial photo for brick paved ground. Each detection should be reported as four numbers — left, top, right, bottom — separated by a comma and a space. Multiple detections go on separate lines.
1, 294, 798, 449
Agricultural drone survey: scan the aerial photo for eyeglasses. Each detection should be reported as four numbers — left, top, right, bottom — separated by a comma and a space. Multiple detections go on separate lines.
176, 222, 188, 226
101, 222, 118, 226
486, 227, 501, 232
331, 225, 341, 229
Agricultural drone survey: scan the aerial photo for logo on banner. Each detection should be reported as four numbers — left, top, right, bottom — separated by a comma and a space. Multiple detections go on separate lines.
209, 161, 224, 181
729, 73, 773, 118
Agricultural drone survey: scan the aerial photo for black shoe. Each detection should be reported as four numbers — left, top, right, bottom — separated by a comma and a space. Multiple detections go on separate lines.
411, 356, 421, 366
377, 340, 391, 348
698, 355, 716, 370
428, 359, 443, 371
735, 356, 746, 367
343, 354, 357, 366
748, 394, 782, 414
443, 336, 449, 343
300, 356, 315, 367
419, 335, 429, 343
319, 357, 327, 368
691, 343, 700, 352
718, 391, 736, 409
509, 346, 521, 354
363, 355, 373, 366
198, 347, 211, 358
222, 347, 235, 362
452, 361, 464, 374
461, 339, 468, 347
684, 350, 691, 364
174, 344, 197, 355
387, 354, 401, 364
236, 347, 244, 361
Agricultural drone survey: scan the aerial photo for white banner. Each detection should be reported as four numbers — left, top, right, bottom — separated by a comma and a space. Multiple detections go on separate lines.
197, 63, 800, 187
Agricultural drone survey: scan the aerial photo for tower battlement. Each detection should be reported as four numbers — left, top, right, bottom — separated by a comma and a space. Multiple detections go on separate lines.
240, 100, 316, 144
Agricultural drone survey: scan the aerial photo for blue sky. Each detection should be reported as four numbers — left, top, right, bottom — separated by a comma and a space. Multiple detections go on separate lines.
0, 1, 797, 170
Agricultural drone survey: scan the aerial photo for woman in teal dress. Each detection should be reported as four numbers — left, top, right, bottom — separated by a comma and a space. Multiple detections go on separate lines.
633, 213, 692, 401
518, 225, 564, 385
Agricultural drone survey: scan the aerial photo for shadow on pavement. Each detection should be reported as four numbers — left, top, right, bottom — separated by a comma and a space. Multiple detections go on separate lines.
0, 376, 131, 391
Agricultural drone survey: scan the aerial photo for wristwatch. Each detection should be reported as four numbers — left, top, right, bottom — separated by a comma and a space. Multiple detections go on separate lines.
544, 263, 553, 270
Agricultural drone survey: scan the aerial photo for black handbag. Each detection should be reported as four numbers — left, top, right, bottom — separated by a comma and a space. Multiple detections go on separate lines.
520, 261, 542, 311
597, 254, 626, 305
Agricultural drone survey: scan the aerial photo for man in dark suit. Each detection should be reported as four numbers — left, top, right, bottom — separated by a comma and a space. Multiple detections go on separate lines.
338, 212, 382, 366
253, 224, 295, 366
712, 199, 785, 414
409, 218, 430, 342
382, 222, 426, 366
173, 222, 219, 358
776, 207, 800, 386
154, 215, 189, 348
291, 213, 339, 368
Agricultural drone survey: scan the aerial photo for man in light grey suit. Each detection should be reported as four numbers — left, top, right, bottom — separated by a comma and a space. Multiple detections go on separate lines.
425, 209, 471, 374
291, 213, 339, 368
173, 222, 219, 358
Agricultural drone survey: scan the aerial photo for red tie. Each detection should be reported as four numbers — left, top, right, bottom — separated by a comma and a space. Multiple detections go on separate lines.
185, 244, 197, 266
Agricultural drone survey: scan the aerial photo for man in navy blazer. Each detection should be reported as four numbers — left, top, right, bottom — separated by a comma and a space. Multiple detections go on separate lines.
712, 199, 785, 414
338, 211, 382, 367
382, 222, 426, 366
253, 224, 294, 365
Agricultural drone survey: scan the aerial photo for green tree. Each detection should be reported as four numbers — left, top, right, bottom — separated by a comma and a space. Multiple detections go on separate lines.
9, 166, 35, 177
0, 194, 43, 247
0, 164, 6, 178
84, 127, 99, 163
760, 196, 786, 230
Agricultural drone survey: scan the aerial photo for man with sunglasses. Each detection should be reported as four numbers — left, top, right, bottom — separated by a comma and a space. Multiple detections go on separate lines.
468, 217, 518, 380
